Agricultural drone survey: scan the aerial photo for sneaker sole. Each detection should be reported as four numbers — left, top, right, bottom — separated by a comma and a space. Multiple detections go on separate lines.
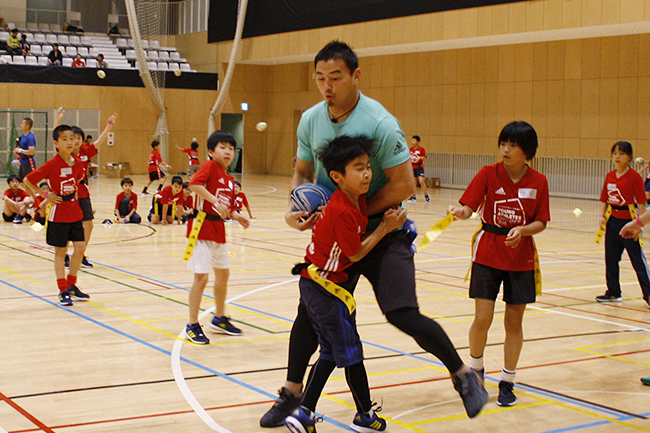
349, 423, 386, 433
81, 264, 94, 268
207, 322, 242, 336
184, 331, 210, 344
284, 417, 310, 433
496, 398, 517, 407
58, 299, 73, 306
596, 298, 622, 302
70, 295, 90, 301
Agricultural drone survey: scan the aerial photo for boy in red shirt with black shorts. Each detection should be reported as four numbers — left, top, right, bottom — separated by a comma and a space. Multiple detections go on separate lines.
176, 141, 200, 178
183, 131, 250, 344
143, 140, 171, 194
3, 174, 33, 223
24, 125, 89, 306
150, 176, 184, 225
234, 181, 254, 219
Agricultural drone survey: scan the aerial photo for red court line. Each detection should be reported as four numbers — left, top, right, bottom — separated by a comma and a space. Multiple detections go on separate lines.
0, 390, 54, 433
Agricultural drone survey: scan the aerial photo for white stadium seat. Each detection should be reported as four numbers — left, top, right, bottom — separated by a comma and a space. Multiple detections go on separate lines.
170, 52, 181, 62
89, 47, 101, 58
150, 40, 160, 49
30, 45, 43, 56
62, 57, 72, 67
1, 54, 13, 64
116, 38, 128, 49
25, 56, 38, 65
12, 56, 25, 65
157, 62, 168, 71
158, 51, 170, 61
69, 35, 81, 46
180, 63, 191, 72
146, 61, 158, 70
147, 51, 159, 61
38, 56, 49, 66
80, 36, 92, 47
64, 46, 77, 57
125, 50, 136, 61
50, 24, 62, 33
0, 32, 8, 42
77, 47, 89, 58
46, 34, 58, 45
57, 34, 70, 46
38, 23, 50, 32
168, 62, 179, 71
27, 23, 39, 32
34, 33, 46, 44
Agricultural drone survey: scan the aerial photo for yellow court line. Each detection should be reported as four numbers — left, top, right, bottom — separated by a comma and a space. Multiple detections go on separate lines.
412, 401, 547, 425
575, 349, 650, 368
577, 337, 650, 350
0, 266, 44, 284
227, 304, 294, 327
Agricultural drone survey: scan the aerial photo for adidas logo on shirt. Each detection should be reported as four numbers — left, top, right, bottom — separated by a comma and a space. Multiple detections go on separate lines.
495, 187, 506, 195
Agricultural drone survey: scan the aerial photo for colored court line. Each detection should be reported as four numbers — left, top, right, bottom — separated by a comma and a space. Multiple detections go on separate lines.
0, 390, 54, 433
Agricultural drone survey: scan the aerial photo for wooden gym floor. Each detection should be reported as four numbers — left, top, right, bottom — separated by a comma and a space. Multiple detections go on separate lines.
0, 173, 649, 433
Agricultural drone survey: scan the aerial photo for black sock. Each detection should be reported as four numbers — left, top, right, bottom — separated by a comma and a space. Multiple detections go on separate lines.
158, 184, 163, 191
301, 358, 336, 412
142, 187, 147, 193
345, 362, 372, 413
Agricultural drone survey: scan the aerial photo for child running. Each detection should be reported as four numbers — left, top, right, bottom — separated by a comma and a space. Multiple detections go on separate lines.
596, 141, 650, 307
143, 140, 171, 194
449, 121, 550, 407
184, 131, 249, 344
23, 125, 88, 306
285, 135, 405, 433
176, 141, 200, 178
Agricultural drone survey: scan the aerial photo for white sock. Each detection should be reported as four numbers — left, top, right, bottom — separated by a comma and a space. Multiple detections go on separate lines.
501, 368, 516, 383
469, 355, 484, 371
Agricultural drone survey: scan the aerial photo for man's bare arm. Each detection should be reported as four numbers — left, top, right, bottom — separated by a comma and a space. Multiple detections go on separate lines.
366, 160, 415, 216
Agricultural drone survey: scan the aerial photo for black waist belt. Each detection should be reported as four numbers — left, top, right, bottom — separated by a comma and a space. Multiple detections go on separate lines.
611, 205, 630, 210
481, 222, 511, 235
188, 209, 222, 221
79, 180, 86, 185
60, 193, 76, 201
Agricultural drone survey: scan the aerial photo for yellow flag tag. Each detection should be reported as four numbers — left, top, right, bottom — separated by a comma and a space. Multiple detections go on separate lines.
419, 213, 454, 249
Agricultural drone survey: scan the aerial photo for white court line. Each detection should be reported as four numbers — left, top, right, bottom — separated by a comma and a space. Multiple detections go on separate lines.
171, 279, 298, 431
392, 399, 456, 419
543, 282, 638, 293
527, 303, 650, 332
0, 425, 7, 433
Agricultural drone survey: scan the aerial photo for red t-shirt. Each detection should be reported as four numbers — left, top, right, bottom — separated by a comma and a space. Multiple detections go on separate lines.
4, 188, 30, 203
600, 168, 647, 219
183, 194, 193, 209
25, 154, 84, 223
410, 146, 426, 169
234, 192, 249, 211
148, 149, 162, 173
187, 160, 237, 244
77, 143, 98, 199
158, 185, 183, 206
115, 191, 138, 211
183, 148, 200, 165
33, 194, 45, 213
72, 60, 85, 68
459, 163, 550, 272
302, 189, 368, 283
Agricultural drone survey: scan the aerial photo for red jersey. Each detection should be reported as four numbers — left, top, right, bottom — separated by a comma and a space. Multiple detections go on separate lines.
25, 153, 84, 223
33, 194, 45, 212
77, 143, 98, 199
459, 163, 550, 272
148, 149, 162, 173
183, 148, 200, 165
183, 194, 193, 209
4, 188, 30, 203
187, 160, 237, 244
600, 168, 647, 219
234, 192, 249, 212
410, 146, 426, 169
115, 191, 137, 211
157, 185, 183, 206
302, 190, 368, 283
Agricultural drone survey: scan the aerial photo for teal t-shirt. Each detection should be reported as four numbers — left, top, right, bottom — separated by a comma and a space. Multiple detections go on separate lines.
297, 92, 409, 228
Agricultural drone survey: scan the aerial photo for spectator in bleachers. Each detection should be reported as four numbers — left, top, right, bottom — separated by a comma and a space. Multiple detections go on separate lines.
6, 29, 22, 56
72, 54, 85, 68
19, 35, 30, 56
48, 44, 63, 66
95, 54, 109, 69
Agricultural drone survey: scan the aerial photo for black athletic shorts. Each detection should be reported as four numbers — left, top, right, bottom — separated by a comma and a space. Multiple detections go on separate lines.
148, 170, 162, 181
3, 212, 16, 222
18, 163, 33, 182
469, 262, 536, 305
154, 201, 174, 217
645, 178, 650, 192
46, 220, 84, 247
413, 167, 425, 178
78, 197, 94, 221
348, 229, 419, 314
35, 214, 46, 225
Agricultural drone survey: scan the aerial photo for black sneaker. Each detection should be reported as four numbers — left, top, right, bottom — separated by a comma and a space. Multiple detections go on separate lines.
208, 316, 242, 336
497, 380, 517, 406
475, 368, 485, 385
24, 213, 32, 222
64, 254, 70, 268
260, 387, 303, 427
68, 285, 90, 300
350, 405, 386, 433
642, 376, 650, 386
596, 294, 622, 302
425, 194, 430, 202
185, 323, 210, 344
58, 290, 73, 306
81, 256, 93, 268
452, 368, 488, 418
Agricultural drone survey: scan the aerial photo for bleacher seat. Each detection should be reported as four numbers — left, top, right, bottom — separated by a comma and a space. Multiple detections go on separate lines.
27, 23, 39, 32
12, 56, 25, 65
116, 38, 128, 49
25, 56, 38, 65
22, 32, 33, 42
42, 45, 53, 55
46, 34, 58, 45
57, 35, 70, 46
150, 40, 160, 49
64, 46, 77, 57
1, 55, 12, 64
30, 45, 43, 56
158, 51, 170, 61
80, 36, 92, 47
89, 47, 100, 58
39, 23, 51, 32
62, 57, 72, 67
157, 62, 168, 71
77, 47, 89, 58
147, 51, 159, 61
69, 35, 81, 46
50, 24, 62, 33
0, 32, 8, 42
141, 40, 150, 49
170, 52, 181, 62
125, 50, 137, 61
127, 39, 134, 48
38, 56, 49, 66
146, 61, 158, 70
34, 33, 46, 44
7, 23, 16, 30
168, 62, 180, 72
180, 63, 191, 72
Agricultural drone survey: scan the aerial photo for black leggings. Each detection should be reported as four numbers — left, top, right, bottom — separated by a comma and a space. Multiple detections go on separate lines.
302, 358, 371, 414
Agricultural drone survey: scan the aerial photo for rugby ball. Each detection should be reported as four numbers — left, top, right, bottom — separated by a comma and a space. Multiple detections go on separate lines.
11, 159, 20, 168
290, 183, 332, 219
635, 157, 646, 166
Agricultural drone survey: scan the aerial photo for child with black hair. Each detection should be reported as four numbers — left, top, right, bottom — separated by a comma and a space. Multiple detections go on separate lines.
449, 121, 550, 407
597, 141, 650, 308
176, 141, 200, 178
180, 181, 194, 223
32, 181, 49, 225
115, 177, 141, 224
3, 174, 33, 223
285, 135, 405, 433
183, 131, 250, 344
150, 175, 184, 225
234, 181, 254, 219
143, 140, 171, 194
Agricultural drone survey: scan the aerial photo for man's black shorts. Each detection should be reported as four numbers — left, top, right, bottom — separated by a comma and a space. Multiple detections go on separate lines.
46, 220, 84, 247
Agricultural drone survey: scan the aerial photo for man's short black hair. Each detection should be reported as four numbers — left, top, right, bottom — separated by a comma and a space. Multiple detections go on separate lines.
151, 140, 160, 149
317, 135, 374, 184
7, 174, 19, 184
191, 141, 199, 150
207, 131, 236, 151
121, 177, 133, 186
53, 124, 73, 141
23, 117, 33, 128
171, 176, 183, 185
71, 126, 85, 141
498, 121, 539, 160
314, 40, 359, 74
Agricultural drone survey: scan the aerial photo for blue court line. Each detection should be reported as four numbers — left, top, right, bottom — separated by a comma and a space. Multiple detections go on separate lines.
0, 278, 350, 431
540, 410, 650, 433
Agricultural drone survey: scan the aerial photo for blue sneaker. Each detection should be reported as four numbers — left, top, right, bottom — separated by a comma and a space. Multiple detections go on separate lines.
58, 289, 73, 306
350, 406, 386, 433
497, 380, 517, 407
452, 369, 488, 418
185, 323, 210, 344
68, 285, 90, 300
208, 316, 242, 336
285, 407, 319, 433
475, 368, 485, 385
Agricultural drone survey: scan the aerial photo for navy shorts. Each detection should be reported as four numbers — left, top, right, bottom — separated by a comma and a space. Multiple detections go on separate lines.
46, 220, 84, 247
299, 277, 363, 368
348, 229, 419, 314
469, 262, 536, 305
645, 178, 650, 192
78, 197, 94, 221
413, 167, 425, 178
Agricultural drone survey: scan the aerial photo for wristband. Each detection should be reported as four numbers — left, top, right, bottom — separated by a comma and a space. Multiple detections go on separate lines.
599, 214, 605, 218
636, 215, 645, 228
108, 120, 115, 125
